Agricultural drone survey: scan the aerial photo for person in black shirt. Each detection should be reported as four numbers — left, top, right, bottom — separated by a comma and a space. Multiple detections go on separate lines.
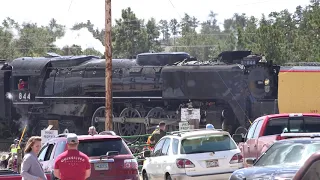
149, 121, 166, 145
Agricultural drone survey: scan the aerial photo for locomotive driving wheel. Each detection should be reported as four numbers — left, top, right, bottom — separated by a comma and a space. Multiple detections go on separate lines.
234, 126, 248, 137
146, 107, 169, 134
91, 106, 115, 133
116, 107, 144, 143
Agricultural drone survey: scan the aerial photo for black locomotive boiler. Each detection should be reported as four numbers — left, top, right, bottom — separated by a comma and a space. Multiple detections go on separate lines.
3, 51, 279, 141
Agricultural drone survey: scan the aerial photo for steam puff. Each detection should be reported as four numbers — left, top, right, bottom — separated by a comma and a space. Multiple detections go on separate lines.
17, 116, 28, 131
54, 27, 105, 54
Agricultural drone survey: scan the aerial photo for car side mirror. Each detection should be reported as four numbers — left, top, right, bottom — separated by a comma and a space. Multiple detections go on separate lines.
246, 158, 256, 165
143, 150, 151, 158
232, 134, 245, 143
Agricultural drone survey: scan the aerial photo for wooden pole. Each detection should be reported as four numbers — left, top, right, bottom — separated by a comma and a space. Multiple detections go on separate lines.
105, 0, 113, 131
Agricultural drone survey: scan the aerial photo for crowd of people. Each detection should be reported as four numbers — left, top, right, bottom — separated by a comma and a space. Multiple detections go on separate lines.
2, 121, 216, 180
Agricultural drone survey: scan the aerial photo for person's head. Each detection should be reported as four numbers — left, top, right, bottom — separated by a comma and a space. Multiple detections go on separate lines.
88, 126, 98, 135
19, 79, 22, 83
67, 133, 79, 150
24, 136, 42, 155
206, 124, 214, 129
159, 121, 166, 131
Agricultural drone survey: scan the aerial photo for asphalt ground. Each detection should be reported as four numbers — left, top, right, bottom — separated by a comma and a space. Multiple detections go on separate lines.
139, 173, 232, 180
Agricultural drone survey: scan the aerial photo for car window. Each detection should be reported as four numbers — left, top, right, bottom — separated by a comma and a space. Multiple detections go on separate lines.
253, 120, 264, 138
180, 134, 237, 154
246, 120, 258, 139
77, 138, 130, 156
44, 144, 54, 161
255, 142, 320, 167
301, 160, 320, 180
153, 138, 165, 156
172, 138, 179, 155
264, 116, 320, 136
161, 138, 171, 156
38, 145, 48, 161
54, 141, 66, 158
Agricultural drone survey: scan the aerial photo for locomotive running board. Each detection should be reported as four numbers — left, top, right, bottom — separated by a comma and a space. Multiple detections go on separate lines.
35, 96, 162, 99
13, 102, 43, 105
94, 117, 179, 126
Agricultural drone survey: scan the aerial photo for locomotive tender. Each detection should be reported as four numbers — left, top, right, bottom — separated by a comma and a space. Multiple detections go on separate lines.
0, 51, 280, 141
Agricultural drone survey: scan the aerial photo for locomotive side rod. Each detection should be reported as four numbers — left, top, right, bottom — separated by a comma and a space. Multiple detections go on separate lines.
94, 117, 180, 126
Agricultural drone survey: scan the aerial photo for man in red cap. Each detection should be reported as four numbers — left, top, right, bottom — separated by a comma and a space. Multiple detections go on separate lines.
54, 133, 91, 180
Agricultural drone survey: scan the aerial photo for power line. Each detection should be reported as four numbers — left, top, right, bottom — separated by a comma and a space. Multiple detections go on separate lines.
168, 0, 182, 19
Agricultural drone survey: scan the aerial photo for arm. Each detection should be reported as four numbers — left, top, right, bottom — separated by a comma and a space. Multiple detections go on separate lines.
84, 157, 91, 179
20, 156, 40, 180
53, 169, 61, 179
53, 158, 61, 179
149, 134, 156, 144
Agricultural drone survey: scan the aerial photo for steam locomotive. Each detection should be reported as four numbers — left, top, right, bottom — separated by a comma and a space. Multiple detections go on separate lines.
0, 51, 280, 141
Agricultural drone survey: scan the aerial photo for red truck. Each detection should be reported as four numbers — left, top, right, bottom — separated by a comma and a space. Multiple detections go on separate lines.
232, 113, 320, 167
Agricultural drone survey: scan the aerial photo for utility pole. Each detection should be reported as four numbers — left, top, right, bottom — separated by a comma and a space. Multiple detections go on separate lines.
105, 0, 113, 131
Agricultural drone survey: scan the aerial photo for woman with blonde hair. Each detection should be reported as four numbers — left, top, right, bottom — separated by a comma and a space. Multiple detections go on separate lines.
21, 136, 47, 180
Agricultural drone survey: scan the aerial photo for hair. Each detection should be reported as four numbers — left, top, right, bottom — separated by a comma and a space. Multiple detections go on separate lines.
24, 136, 42, 153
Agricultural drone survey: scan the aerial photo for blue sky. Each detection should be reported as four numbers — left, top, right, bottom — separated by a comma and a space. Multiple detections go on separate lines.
0, 0, 311, 29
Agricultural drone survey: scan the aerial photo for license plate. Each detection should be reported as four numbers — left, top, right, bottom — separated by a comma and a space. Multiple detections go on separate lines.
206, 159, 219, 168
94, 163, 109, 170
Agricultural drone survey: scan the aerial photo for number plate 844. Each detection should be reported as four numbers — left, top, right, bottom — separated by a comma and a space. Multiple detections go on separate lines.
18, 92, 31, 101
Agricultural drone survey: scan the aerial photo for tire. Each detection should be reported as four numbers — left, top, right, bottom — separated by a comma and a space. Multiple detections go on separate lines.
142, 171, 148, 180
166, 174, 172, 180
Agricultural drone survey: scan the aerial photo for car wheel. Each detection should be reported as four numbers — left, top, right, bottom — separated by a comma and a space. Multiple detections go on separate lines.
142, 171, 148, 180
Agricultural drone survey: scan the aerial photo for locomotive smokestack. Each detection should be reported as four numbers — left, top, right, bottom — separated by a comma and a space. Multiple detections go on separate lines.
105, 0, 113, 131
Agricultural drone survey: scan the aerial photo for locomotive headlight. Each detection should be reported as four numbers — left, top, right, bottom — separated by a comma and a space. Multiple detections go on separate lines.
264, 78, 270, 86
6, 92, 13, 100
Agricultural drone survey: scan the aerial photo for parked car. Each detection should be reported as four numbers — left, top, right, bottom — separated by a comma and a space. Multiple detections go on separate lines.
142, 128, 243, 180
292, 151, 320, 180
233, 113, 320, 167
0, 131, 139, 180
230, 134, 320, 180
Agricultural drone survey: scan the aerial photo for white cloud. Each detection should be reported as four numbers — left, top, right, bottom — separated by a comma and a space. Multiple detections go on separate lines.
54, 27, 105, 54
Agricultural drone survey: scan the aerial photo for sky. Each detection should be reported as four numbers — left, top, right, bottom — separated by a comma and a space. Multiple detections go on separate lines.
0, 0, 311, 53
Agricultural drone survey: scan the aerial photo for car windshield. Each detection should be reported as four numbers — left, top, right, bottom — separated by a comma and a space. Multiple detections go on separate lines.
180, 134, 237, 154
78, 138, 130, 157
264, 116, 320, 135
255, 141, 320, 167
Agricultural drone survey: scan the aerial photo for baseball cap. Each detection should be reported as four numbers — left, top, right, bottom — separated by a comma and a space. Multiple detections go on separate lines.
67, 133, 79, 144
206, 124, 214, 129
159, 121, 166, 126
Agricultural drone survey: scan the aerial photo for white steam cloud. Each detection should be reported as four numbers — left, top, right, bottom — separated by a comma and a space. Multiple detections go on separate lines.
54, 28, 105, 54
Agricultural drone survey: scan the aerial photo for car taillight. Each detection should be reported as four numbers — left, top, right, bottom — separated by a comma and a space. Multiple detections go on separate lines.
176, 158, 195, 168
276, 135, 283, 141
229, 153, 243, 164
123, 159, 138, 169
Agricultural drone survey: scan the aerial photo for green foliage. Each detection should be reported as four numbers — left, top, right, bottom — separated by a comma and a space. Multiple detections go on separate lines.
1, 1, 320, 64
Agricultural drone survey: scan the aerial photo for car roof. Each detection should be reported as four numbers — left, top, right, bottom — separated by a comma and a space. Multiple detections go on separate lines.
275, 137, 320, 144
253, 113, 320, 123
166, 129, 230, 139
48, 133, 121, 143
266, 113, 320, 118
